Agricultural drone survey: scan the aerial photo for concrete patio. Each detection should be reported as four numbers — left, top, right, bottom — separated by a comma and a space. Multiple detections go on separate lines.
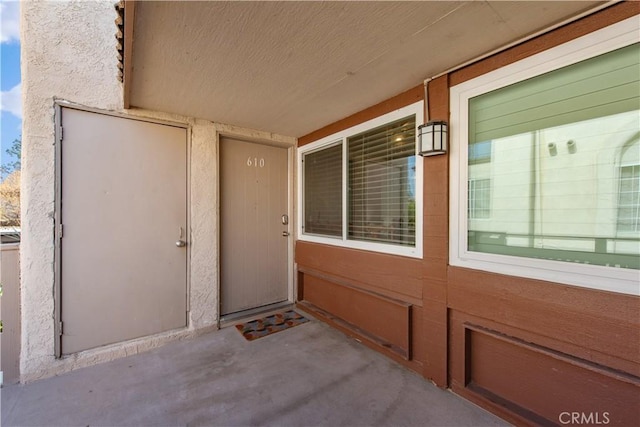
1, 310, 508, 427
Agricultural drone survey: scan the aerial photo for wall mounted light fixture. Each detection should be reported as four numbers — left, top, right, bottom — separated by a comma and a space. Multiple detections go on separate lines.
418, 120, 448, 156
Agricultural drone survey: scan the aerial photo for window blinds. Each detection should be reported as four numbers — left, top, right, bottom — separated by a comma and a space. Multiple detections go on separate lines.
303, 143, 342, 237
348, 116, 416, 246
469, 43, 640, 144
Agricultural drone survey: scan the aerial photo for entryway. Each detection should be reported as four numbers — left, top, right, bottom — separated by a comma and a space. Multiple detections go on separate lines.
219, 137, 290, 317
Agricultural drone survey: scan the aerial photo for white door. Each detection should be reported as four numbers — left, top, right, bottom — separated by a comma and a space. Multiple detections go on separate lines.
220, 137, 289, 315
58, 108, 188, 355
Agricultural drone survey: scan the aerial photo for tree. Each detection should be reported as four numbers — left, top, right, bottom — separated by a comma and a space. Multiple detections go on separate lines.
0, 137, 21, 177
0, 137, 21, 227
0, 170, 20, 227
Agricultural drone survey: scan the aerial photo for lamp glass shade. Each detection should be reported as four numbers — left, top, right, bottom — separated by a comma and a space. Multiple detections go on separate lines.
418, 121, 448, 156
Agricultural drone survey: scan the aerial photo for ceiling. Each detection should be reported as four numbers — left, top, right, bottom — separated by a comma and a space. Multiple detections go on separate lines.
129, 1, 605, 138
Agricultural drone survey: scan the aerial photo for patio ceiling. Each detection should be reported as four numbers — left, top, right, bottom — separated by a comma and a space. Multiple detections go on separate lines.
128, 1, 606, 138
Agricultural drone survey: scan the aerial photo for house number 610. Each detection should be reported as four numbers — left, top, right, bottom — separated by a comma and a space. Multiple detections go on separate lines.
246, 157, 265, 168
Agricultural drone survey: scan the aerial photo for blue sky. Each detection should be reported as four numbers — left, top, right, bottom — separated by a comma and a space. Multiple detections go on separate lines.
1, 0, 22, 173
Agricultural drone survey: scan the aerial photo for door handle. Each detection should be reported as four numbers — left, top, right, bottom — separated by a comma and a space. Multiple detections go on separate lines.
282, 231, 290, 237
176, 227, 187, 247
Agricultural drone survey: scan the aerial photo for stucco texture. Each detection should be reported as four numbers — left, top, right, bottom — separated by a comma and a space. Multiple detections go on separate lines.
20, 0, 295, 382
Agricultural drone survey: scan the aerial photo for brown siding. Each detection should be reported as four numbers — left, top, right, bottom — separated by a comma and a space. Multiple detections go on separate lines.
453, 319, 639, 426
296, 2, 640, 424
298, 84, 424, 146
421, 74, 450, 385
296, 242, 423, 302
448, 269, 640, 375
300, 274, 411, 359
444, 2, 640, 424
448, 270, 640, 425
449, 1, 640, 87
296, 242, 426, 369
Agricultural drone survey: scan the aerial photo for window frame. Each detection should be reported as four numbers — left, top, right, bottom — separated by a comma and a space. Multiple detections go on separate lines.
468, 178, 491, 220
450, 17, 640, 295
617, 161, 640, 235
298, 101, 424, 258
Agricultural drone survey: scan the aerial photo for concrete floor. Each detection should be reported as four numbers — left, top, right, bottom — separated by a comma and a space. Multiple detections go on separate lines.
1, 311, 509, 427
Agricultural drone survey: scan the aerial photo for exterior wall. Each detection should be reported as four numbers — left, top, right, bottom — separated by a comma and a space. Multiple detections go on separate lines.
20, 1, 295, 382
296, 2, 639, 425
297, 85, 433, 374
443, 4, 640, 425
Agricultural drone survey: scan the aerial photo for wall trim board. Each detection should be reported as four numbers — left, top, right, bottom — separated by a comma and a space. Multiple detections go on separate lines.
420, 72, 450, 387
295, 242, 423, 303
464, 323, 640, 388
298, 266, 422, 308
456, 385, 549, 427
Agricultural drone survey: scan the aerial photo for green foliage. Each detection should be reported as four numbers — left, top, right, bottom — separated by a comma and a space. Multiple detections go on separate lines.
0, 170, 20, 227
0, 137, 21, 227
1, 137, 21, 178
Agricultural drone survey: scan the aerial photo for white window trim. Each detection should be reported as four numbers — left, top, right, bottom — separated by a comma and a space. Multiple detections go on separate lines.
298, 101, 424, 258
450, 17, 640, 296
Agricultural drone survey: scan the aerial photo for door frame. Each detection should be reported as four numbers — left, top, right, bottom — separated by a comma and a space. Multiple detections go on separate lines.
216, 132, 295, 324
53, 101, 192, 358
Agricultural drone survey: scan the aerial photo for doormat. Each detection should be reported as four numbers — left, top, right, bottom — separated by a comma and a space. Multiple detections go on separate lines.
235, 310, 309, 341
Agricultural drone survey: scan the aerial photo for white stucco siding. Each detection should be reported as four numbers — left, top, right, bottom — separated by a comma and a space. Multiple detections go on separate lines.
20, 0, 124, 382
20, 1, 295, 381
21, 1, 123, 117
188, 121, 219, 328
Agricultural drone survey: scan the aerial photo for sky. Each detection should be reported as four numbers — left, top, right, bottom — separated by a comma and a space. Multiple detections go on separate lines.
1, 0, 22, 174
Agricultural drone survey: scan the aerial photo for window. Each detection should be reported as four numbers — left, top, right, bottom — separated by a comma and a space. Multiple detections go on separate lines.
618, 164, 639, 232
617, 136, 640, 233
348, 117, 416, 246
450, 18, 640, 295
299, 101, 423, 258
303, 143, 342, 237
468, 179, 491, 219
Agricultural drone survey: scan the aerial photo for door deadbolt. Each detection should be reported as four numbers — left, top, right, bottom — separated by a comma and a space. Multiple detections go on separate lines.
281, 214, 289, 225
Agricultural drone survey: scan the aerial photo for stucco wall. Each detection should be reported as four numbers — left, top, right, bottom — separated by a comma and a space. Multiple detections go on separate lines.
20, 0, 295, 382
